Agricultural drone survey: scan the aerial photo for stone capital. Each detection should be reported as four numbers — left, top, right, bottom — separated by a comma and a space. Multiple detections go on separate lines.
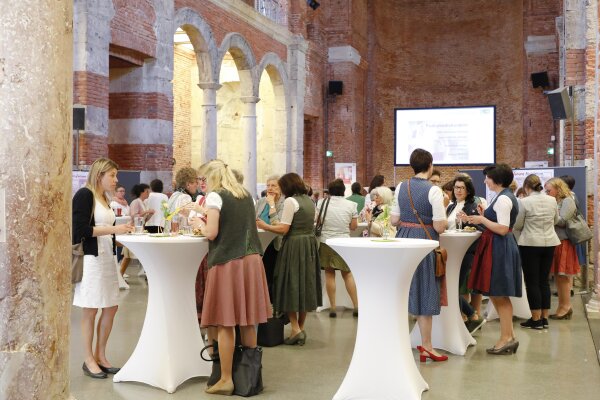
240, 96, 260, 104
197, 82, 222, 90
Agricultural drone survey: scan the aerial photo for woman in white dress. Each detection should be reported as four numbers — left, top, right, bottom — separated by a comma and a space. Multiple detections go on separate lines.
72, 158, 133, 379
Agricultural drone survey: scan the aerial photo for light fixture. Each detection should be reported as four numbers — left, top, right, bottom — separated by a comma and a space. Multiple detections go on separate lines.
307, 0, 320, 10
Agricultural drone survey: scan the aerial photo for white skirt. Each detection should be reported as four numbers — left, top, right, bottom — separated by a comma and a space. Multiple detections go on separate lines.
73, 235, 119, 308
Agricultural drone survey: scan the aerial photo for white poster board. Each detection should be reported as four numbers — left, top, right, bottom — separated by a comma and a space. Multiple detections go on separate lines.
485, 169, 555, 204
72, 171, 88, 197
335, 163, 356, 197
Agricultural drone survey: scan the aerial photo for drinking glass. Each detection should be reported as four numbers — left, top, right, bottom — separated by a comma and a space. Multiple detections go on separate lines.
456, 216, 463, 231
134, 216, 144, 234
171, 214, 180, 234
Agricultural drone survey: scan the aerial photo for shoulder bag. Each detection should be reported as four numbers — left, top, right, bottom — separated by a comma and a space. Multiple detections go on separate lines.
72, 197, 95, 284
314, 197, 330, 237
407, 180, 447, 277
565, 206, 592, 245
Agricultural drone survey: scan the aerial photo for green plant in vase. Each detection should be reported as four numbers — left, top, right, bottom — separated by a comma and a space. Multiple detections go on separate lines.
378, 205, 392, 240
160, 201, 184, 235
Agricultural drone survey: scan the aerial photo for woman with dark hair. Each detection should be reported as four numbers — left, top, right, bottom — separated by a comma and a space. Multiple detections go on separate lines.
346, 181, 365, 212
391, 148, 447, 362
447, 175, 484, 330
257, 173, 322, 345
316, 179, 359, 318
466, 164, 522, 355
513, 174, 559, 330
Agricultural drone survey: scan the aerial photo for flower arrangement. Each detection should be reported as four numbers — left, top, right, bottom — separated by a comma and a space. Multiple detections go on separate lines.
377, 205, 392, 240
161, 201, 181, 221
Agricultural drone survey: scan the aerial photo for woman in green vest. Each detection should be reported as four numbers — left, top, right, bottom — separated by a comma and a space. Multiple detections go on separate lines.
257, 173, 322, 345
193, 159, 271, 395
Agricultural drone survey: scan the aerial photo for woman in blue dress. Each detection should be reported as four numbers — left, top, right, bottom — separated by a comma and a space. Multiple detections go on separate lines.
391, 149, 447, 362
467, 164, 522, 355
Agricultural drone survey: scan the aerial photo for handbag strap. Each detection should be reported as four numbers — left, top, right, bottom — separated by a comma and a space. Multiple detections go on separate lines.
316, 197, 331, 229
407, 180, 433, 241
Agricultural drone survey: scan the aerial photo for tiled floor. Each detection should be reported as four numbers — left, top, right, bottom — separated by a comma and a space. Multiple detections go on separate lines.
70, 267, 600, 400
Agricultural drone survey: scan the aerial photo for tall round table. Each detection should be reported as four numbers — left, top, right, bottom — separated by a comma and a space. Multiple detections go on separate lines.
113, 234, 210, 393
410, 231, 480, 355
327, 237, 438, 400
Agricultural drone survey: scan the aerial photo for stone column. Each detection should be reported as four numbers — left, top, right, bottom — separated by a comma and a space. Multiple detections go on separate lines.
0, 1, 73, 399
198, 82, 222, 163
241, 96, 260, 198
287, 37, 308, 175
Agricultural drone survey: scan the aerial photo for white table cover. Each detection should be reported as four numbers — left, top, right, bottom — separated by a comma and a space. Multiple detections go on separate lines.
410, 231, 480, 355
350, 221, 368, 237
113, 234, 210, 393
114, 216, 132, 289
257, 228, 278, 252
327, 237, 438, 400
485, 273, 531, 320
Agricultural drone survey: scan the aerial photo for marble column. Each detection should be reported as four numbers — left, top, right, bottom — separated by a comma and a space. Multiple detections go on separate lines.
0, 1, 74, 399
241, 96, 260, 198
198, 82, 222, 164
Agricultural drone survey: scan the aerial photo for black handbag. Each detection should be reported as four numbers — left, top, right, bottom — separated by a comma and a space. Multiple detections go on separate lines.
257, 317, 284, 347
201, 343, 264, 397
314, 197, 330, 237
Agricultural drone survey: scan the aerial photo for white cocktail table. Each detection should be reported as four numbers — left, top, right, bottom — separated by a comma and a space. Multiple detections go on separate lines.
485, 273, 531, 320
410, 231, 480, 355
113, 234, 210, 393
257, 228, 278, 252
327, 237, 438, 400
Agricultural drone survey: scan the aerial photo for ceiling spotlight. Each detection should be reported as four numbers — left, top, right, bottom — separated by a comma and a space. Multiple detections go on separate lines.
307, 0, 320, 10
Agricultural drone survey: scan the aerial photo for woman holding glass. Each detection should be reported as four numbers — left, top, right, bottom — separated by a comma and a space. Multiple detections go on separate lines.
364, 186, 396, 238
391, 149, 447, 362
257, 173, 322, 346
73, 158, 134, 379
466, 164, 522, 355
192, 160, 271, 395
109, 184, 129, 217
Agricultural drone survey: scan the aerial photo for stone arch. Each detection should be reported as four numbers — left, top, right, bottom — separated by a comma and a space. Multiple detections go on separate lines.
217, 32, 257, 97
173, 7, 219, 83
256, 52, 291, 180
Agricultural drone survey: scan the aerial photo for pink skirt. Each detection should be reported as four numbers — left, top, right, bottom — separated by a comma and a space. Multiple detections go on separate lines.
201, 254, 272, 327
552, 240, 580, 276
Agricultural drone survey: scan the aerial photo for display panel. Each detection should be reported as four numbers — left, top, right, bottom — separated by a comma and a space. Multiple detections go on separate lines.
394, 106, 496, 165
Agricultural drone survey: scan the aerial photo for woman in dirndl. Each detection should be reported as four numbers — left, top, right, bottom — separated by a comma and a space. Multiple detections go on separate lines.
391, 148, 448, 362
544, 177, 580, 320
466, 164, 522, 355
193, 159, 271, 395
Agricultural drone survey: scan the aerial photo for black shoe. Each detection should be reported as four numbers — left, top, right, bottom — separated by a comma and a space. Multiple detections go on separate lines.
520, 318, 543, 330
466, 319, 486, 334
352, 309, 359, 318
542, 318, 549, 329
329, 311, 337, 318
82, 362, 107, 379
98, 364, 121, 374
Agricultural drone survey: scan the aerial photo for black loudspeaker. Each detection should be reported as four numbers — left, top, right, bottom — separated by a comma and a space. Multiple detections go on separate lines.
73, 107, 85, 130
531, 71, 549, 88
328, 81, 343, 96
546, 87, 572, 120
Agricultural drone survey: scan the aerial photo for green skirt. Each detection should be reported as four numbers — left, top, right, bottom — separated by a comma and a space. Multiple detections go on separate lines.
273, 233, 322, 313
319, 243, 350, 272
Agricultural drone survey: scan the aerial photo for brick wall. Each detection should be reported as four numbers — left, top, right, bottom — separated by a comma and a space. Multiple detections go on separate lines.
108, 144, 173, 170
75, 134, 108, 166
111, 0, 157, 58
175, 0, 287, 63
172, 46, 194, 172
523, 0, 560, 165
109, 92, 172, 121
364, 0, 524, 186
73, 71, 109, 109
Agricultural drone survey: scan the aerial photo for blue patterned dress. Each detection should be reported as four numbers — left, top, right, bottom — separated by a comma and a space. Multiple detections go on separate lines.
396, 177, 440, 316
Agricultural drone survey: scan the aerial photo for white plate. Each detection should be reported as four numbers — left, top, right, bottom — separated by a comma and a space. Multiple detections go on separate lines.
129, 232, 147, 235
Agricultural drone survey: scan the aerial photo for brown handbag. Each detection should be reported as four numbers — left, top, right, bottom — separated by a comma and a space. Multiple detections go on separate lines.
407, 180, 447, 277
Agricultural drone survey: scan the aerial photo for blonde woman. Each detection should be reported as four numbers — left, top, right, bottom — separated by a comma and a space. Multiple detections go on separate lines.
544, 177, 580, 320
72, 158, 134, 379
191, 160, 271, 395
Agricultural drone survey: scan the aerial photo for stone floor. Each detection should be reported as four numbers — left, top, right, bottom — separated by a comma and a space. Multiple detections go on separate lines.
70, 266, 600, 400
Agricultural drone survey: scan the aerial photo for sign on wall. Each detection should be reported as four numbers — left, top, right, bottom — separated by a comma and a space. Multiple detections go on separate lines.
335, 163, 357, 197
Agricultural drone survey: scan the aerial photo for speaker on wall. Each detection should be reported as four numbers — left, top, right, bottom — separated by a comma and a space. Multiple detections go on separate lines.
328, 81, 343, 96
73, 107, 85, 130
546, 87, 572, 120
531, 71, 549, 88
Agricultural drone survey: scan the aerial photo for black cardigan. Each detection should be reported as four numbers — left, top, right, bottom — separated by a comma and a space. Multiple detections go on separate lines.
73, 187, 115, 256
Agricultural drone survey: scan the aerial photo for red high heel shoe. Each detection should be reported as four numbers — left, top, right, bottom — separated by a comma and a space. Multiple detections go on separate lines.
417, 346, 448, 362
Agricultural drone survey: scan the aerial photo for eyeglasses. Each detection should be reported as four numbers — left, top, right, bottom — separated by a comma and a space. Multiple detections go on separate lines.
197, 177, 206, 182
454, 186, 466, 191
